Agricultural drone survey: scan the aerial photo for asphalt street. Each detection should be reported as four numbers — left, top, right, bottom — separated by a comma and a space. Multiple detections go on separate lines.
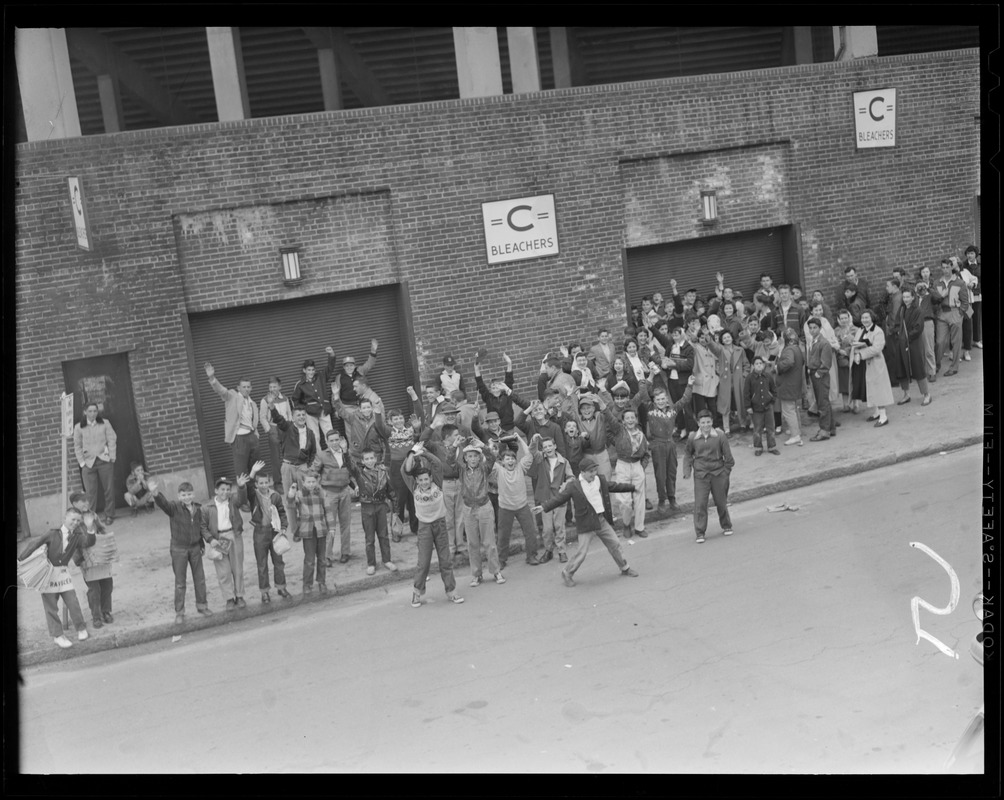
17, 446, 984, 775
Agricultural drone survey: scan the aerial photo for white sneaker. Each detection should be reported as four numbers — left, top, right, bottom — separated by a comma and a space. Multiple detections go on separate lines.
384, 561, 398, 572
963, 352, 972, 361
77, 629, 89, 641
366, 565, 376, 576
784, 436, 802, 446
974, 341, 983, 349
53, 636, 73, 649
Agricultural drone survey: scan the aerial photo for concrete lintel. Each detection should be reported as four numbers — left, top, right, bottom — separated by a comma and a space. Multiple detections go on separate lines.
506, 27, 541, 94
453, 27, 503, 98
206, 26, 251, 121
15, 28, 82, 141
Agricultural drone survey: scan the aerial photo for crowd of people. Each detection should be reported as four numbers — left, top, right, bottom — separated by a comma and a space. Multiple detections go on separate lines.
22, 245, 981, 648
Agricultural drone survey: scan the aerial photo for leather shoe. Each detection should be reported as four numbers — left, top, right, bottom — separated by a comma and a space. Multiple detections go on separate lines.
525, 555, 543, 566
896, 397, 911, 405
277, 588, 292, 599
866, 415, 879, 422
634, 529, 648, 538
874, 419, 889, 428
768, 448, 780, 455
92, 618, 103, 629
196, 607, 213, 616
558, 552, 568, 563
236, 597, 246, 609
540, 550, 554, 563
621, 567, 639, 577
809, 433, 830, 442
668, 501, 681, 512
944, 369, 958, 376
339, 554, 350, 564
754, 449, 763, 456
103, 612, 114, 623
262, 591, 271, 604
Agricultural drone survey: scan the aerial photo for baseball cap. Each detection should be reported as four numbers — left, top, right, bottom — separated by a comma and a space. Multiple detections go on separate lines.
214, 476, 232, 488
342, 355, 356, 365
462, 443, 483, 454
443, 355, 456, 366
438, 402, 459, 414
579, 455, 600, 472
485, 411, 500, 421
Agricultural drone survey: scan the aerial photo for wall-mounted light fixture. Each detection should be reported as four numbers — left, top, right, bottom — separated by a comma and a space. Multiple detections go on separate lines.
280, 247, 302, 286
701, 191, 718, 226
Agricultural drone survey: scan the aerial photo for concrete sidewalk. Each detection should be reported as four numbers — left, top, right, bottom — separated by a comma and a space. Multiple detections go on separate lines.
16, 352, 985, 668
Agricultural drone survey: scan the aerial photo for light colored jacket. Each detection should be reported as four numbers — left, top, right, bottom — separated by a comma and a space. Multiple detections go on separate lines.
208, 376, 259, 445
73, 419, 117, 468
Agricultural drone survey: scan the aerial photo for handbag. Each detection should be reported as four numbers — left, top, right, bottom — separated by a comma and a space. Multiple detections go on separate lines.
272, 530, 291, 556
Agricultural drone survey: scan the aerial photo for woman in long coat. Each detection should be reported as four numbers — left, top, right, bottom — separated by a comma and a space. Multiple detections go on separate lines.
834, 308, 866, 413
897, 286, 932, 407
883, 285, 911, 388
714, 330, 750, 435
855, 309, 894, 427
691, 330, 721, 424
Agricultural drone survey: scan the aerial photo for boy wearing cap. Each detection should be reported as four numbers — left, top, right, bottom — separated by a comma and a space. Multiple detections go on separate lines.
332, 378, 386, 462
269, 403, 317, 541
438, 355, 465, 397
534, 455, 639, 586
329, 339, 379, 409
401, 444, 464, 607
202, 469, 254, 610
570, 392, 615, 479
744, 356, 780, 455
458, 440, 504, 586
475, 351, 530, 432
682, 409, 735, 543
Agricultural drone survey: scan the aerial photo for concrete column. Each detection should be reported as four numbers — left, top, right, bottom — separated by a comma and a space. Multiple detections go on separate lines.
549, 27, 576, 89
833, 26, 878, 61
452, 27, 503, 98
317, 48, 342, 111
506, 27, 540, 94
14, 28, 82, 141
206, 26, 251, 121
97, 73, 123, 133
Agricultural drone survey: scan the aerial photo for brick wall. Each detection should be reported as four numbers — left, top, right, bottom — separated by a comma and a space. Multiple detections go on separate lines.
15, 49, 980, 498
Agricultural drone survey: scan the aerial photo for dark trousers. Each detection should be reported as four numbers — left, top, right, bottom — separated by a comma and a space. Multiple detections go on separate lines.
962, 312, 973, 350
170, 544, 209, 614
496, 505, 542, 564
650, 439, 678, 503
81, 460, 116, 516
693, 394, 721, 428
693, 471, 732, 536
972, 301, 982, 342
413, 518, 456, 595
361, 502, 392, 566
751, 407, 776, 450
84, 577, 113, 621
389, 460, 418, 534
302, 533, 327, 588
488, 492, 500, 531
266, 429, 283, 488
43, 590, 85, 637
231, 432, 260, 488
810, 372, 834, 435
667, 378, 691, 433
252, 526, 286, 591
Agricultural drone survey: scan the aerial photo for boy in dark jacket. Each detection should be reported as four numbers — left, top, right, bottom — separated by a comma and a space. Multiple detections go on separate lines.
744, 356, 780, 455
349, 448, 396, 576
535, 455, 639, 587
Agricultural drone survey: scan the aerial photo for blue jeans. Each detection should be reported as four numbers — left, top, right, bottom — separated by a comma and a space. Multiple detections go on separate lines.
170, 544, 209, 613
361, 502, 391, 567
413, 518, 456, 595
252, 526, 286, 591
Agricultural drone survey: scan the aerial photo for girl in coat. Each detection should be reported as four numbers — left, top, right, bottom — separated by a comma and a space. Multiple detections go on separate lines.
714, 331, 750, 435
855, 309, 894, 427
600, 357, 639, 398
834, 309, 866, 413
897, 286, 933, 407
691, 329, 721, 425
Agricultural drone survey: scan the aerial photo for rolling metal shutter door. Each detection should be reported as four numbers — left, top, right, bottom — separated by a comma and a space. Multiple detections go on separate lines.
189, 285, 410, 483
625, 228, 786, 309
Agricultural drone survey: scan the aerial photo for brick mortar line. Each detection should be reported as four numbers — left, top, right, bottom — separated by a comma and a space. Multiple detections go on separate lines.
17, 434, 983, 668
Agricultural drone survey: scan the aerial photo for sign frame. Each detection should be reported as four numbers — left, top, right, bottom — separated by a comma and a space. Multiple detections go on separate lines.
481, 193, 560, 265
853, 88, 897, 149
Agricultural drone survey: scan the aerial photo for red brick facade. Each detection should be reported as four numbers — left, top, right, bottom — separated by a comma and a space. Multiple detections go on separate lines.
15, 49, 980, 498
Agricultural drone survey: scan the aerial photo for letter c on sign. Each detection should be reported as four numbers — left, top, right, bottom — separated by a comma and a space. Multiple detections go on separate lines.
507, 205, 534, 233
868, 96, 886, 122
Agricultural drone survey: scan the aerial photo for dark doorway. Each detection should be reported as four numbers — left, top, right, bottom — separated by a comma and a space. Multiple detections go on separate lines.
62, 352, 145, 513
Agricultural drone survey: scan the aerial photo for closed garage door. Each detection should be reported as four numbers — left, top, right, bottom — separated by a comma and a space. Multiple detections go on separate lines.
625, 227, 791, 311
189, 285, 412, 484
